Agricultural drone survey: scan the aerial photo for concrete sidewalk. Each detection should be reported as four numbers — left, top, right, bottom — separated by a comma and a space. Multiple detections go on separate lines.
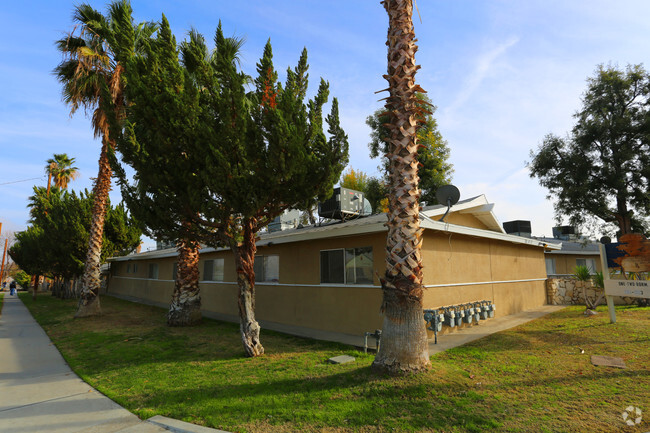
428, 305, 565, 354
0, 294, 227, 433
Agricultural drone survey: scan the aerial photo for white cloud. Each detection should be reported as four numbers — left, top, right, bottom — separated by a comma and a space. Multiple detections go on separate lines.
443, 36, 519, 119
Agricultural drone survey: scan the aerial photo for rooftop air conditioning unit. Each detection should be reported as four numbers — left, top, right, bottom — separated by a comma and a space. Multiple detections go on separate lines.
552, 225, 577, 240
318, 187, 364, 220
503, 220, 532, 238
268, 209, 301, 232
156, 240, 175, 250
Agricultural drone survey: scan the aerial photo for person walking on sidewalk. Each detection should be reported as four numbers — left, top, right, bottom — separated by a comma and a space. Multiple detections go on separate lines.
10, 280, 16, 296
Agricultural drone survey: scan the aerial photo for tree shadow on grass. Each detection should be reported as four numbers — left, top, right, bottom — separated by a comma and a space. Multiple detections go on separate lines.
136, 367, 503, 433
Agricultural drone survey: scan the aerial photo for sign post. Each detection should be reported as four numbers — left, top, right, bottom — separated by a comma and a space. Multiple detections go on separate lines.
599, 234, 650, 324
599, 244, 617, 323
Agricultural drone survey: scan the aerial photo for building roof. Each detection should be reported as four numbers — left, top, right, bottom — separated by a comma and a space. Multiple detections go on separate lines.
421, 194, 505, 233
109, 195, 559, 262
537, 237, 600, 255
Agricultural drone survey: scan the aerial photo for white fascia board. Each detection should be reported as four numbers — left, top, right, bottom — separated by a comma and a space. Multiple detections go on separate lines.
458, 203, 495, 214
109, 248, 178, 262
459, 204, 506, 233
193, 218, 391, 254
109, 209, 557, 263
422, 195, 488, 218
257, 220, 387, 246
420, 215, 561, 249
546, 250, 600, 255
423, 196, 505, 234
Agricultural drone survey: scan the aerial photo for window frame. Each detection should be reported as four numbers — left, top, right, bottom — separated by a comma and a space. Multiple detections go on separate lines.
148, 263, 159, 279
545, 258, 556, 275
320, 248, 345, 284
320, 246, 374, 285
203, 258, 225, 282
126, 263, 138, 274
254, 255, 279, 283
576, 258, 596, 273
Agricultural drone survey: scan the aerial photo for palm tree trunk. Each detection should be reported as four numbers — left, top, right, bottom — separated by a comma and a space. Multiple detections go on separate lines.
372, 0, 430, 375
32, 275, 38, 300
75, 138, 112, 317
167, 235, 202, 326
46, 172, 52, 197
233, 219, 264, 357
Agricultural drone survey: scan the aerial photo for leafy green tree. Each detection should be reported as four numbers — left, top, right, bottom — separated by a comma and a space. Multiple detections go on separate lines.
12, 186, 141, 298
13, 270, 31, 289
372, 0, 430, 375
364, 177, 388, 214
340, 167, 369, 193
367, 93, 453, 205
529, 64, 650, 237
54, 0, 156, 317
227, 39, 346, 356
114, 17, 214, 326
8, 227, 50, 286
122, 22, 348, 356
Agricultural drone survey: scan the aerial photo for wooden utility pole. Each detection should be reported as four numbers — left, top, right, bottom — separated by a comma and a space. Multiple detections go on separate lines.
0, 222, 3, 289
0, 238, 8, 287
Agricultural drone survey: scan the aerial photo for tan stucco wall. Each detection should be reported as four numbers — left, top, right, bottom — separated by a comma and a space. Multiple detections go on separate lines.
420, 231, 547, 317
108, 227, 548, 340
442, 213, 490, 230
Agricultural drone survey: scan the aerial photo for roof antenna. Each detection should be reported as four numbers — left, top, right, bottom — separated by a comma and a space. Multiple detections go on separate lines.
436, 185, 460, 222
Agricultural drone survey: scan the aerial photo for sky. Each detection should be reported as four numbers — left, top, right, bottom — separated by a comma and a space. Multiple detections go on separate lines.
2, 0, 650, 251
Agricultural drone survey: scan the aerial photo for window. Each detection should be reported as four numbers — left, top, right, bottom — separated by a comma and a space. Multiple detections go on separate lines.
321, 247, 373, 285
127, 263, 138, 274
254, 255, 279, 283
576, 258, 596, 273
203, 258, 225, 282
321, 249, 345, 284
172, 263, 178, 281
545, 258, 556, 275
148, 263, 159, 279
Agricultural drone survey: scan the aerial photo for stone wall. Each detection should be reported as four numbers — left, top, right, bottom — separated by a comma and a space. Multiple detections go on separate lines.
546, 277, 636, 306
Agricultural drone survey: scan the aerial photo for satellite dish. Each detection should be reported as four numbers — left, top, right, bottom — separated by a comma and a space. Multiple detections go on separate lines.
600, 236, 612, 244
436, 185, 460, 207
436, 185, 460, 222
362, 197, 372, 216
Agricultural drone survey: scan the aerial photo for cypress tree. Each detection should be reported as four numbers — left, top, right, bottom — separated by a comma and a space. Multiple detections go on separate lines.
115, 16, 206, 326
115, 20, 348, 355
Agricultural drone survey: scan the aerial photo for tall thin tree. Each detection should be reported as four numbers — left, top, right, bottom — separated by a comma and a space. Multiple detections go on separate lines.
54, 1, 155, 317
114, 17, 211, 326
372, 0, 431, 374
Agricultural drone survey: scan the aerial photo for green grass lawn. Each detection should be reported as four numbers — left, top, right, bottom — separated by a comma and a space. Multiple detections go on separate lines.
19, 293, 649, 433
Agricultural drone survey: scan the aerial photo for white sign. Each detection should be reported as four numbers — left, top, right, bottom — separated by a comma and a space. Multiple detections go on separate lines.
604, 279, 649, 299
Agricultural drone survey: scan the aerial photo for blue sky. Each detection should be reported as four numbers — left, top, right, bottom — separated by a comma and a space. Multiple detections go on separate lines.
1, 0, 650, 249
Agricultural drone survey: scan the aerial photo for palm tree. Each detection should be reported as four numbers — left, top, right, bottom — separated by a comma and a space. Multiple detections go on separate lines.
54, 0, 156, 317
45, 153, 79, 196
372, 0, 431, 374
